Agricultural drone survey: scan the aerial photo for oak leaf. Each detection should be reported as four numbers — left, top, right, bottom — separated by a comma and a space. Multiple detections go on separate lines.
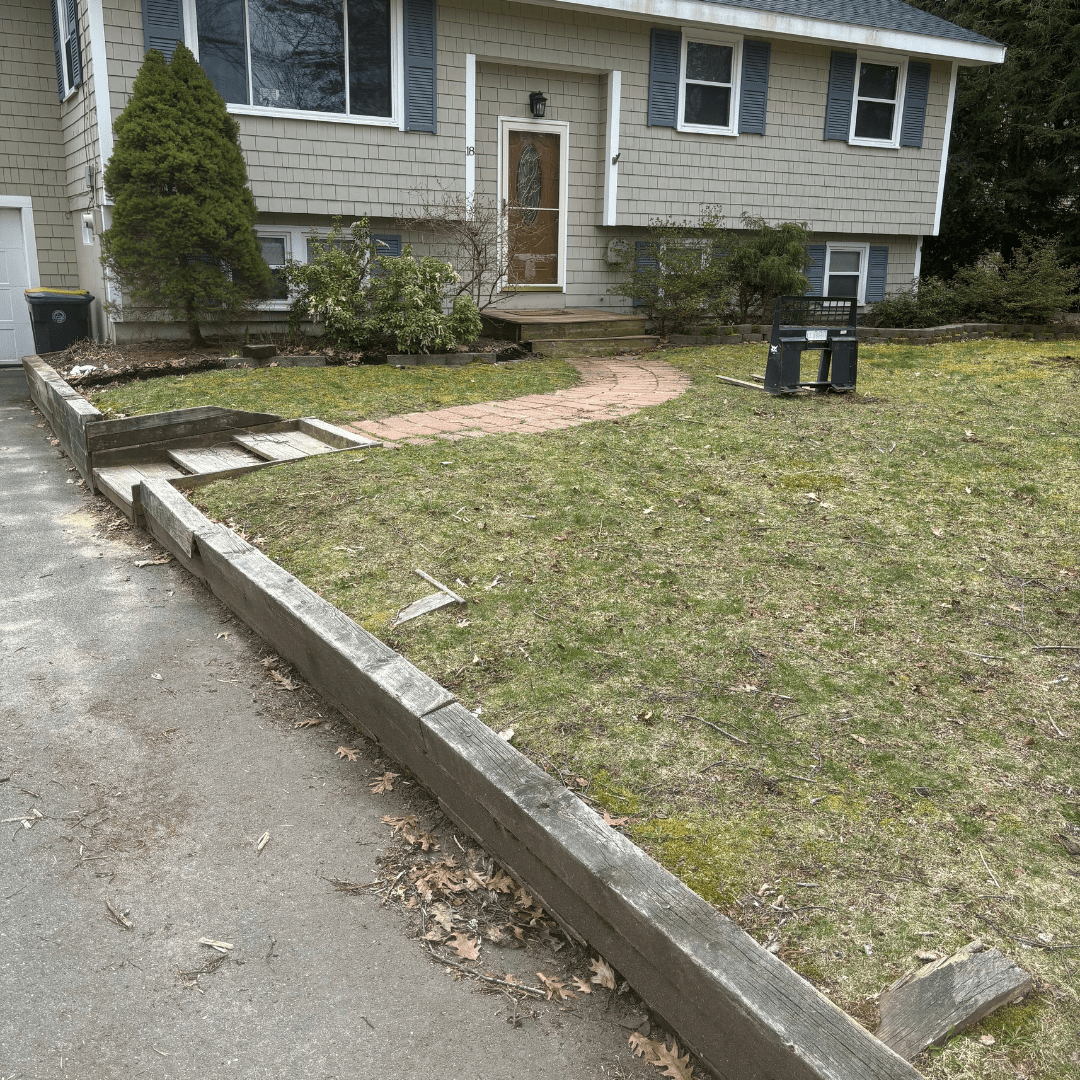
269, 669, 299, 690
294, 718, 321, 728
485, 870, 517, 894
417, 831, 440, 851
430, 903, 454, 932
652, 1039, 695, 1080
370, 771, 399, 794
537, 972, 577, 1001
590, 956, 617, 989
572, 976, 593, 994
602, 810, 629, 827
446, 933, 480, 960
335, 746, 359, 762
382, 814, 419, 834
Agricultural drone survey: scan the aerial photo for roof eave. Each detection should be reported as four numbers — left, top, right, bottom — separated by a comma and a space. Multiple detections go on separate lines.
533, 0, 1006, 64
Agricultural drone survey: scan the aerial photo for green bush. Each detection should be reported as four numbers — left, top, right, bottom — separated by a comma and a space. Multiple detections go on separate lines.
282, 219, 373, 348
282, 224, 481, 353
608, 212, 727, 335
722, 215, 812, 322
365, 248, 482, 354
866, 237, 1080, 328
609, 210, 811, 332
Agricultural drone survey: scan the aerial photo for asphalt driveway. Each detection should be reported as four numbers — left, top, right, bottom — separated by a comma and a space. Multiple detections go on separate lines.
0, 367, 651, 1080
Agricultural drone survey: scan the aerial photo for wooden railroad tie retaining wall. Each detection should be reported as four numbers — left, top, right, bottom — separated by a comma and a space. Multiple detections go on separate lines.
137, 476, 922, 1080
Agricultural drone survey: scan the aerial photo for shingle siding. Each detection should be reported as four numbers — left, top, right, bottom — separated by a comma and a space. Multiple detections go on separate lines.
0, 0, 80, 286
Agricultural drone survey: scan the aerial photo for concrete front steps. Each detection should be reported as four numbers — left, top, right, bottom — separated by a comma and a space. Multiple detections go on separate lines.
482, 308, 660, 357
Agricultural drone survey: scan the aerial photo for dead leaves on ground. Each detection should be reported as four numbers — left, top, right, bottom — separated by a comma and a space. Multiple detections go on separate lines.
629, 1033, 696, 1080
335, 746, 359, 762
590, 955, 617, 989
383, 814, 439, 851
537, 971, 577, 1001
445, 932, 481, 960
268, 669, 299, 691
370, 771, 399, 794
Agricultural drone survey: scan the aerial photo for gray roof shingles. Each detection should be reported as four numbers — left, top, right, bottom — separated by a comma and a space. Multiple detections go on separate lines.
702, 0, 1000, 46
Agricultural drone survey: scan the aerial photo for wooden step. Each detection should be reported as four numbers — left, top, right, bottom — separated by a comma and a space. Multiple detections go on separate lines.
232, 430, 336, 461
93, 462, 187, 519
167, 444, 264, 474
527, 335, 662, 358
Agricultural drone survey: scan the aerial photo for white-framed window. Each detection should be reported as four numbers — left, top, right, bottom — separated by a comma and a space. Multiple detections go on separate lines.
677, 33, 741, 136
824, 244, 869, 304
194, 0, 402, 127
51, 0, 82, 100
254, 225, 401, 308
849, 55, 907, 147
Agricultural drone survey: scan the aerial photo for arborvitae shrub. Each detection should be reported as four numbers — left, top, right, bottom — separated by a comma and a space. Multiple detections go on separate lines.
101, 44, 271, 344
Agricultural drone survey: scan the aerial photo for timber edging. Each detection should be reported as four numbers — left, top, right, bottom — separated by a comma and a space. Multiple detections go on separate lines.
23, 354, 923, 1080
137, 481, 921, 1080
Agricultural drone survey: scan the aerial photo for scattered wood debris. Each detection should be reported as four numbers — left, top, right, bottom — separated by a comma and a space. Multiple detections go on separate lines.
876, 939, 1033, 1060
390, 569, 466, 627
104, 898, 134, 930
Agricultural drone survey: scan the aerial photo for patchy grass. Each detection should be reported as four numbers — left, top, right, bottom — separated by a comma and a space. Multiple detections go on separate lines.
196, 340, 1080, 1079
86, 358, 579, 423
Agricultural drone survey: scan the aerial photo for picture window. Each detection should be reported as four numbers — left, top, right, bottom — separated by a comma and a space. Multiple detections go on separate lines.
195, 0, 393, 119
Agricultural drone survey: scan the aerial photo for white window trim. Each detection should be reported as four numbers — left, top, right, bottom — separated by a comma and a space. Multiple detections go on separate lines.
57, 11, 79, 101
189, 0, 404, 130
676, 30, 741, 137
254, 226, 298, 311
848, 52, 907, 149
497, 116, 570, 292
824, 243, 870, 305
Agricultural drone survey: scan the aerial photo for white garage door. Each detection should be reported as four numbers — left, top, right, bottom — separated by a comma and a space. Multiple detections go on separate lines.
0, 208, 35, 364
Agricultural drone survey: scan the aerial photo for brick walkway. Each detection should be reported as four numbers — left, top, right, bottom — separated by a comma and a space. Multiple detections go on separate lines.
346, 357, 690, 444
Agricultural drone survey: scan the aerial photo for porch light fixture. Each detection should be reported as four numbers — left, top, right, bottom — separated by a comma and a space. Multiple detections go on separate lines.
529, 91, 547, 118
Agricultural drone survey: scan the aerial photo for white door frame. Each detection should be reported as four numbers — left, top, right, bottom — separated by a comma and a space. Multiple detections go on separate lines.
0, 196, 41, 289
498, 116, 569, 291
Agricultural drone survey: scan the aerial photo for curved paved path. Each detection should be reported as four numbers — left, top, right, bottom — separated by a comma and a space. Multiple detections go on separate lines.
346, 356, 690, 445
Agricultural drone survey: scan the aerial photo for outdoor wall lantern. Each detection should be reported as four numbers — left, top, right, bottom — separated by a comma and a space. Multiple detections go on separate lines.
529, 91, 547, 118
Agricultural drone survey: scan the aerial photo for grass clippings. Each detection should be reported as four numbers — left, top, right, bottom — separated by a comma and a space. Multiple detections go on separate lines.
197, 339, 1080, 1080
86, 358, 579, 424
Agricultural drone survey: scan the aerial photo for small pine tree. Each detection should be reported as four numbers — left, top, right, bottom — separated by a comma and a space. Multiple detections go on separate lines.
101, 44, 271, 344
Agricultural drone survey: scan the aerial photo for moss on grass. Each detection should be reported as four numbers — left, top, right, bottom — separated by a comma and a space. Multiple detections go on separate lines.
87, 358, 579, 423
197, 339, 1080, 1080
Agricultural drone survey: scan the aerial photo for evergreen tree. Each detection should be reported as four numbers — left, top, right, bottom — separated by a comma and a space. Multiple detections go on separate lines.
101, 44, 271, 344
913, 0, 1080, 277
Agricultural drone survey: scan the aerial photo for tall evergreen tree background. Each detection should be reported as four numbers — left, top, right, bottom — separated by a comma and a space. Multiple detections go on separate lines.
912, 0, 1080, 278
101, 44, 271, 344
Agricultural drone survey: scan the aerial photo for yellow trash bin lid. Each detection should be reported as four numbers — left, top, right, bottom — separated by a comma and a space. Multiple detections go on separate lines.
24, 288, 91, 298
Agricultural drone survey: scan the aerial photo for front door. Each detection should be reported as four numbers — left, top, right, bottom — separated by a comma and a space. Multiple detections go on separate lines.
501, 121, 567, 288
0, 209, 34, 363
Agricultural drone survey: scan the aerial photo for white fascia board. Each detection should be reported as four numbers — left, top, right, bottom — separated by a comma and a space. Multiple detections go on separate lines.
527, 0, 1005, 65
85, 0, 114, 167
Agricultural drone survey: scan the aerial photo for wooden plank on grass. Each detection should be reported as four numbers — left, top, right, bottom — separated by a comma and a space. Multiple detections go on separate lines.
418, 701, 921, 1080
390, 591, 459, 626
876, 942, 1033, 1061
299, 416, 380, 449
95, 463, 185, 520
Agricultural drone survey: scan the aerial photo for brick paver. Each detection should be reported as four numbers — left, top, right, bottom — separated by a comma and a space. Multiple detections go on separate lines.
346, 357, 691, 445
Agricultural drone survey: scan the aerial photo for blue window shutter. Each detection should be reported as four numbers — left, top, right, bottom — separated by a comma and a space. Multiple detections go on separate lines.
50, 0, 65, 99
633, 241, 658, 307
65, 0, 83, 88
738, 40, 770, 135
823, 51, 856, 142
371, 234, 402, 257
805, 244, 826, 296
647, 29, 681, 128
404, 0, 437, 133
899, 62, 931, 148
866, 246, 889, 302
142, 0, 185, 61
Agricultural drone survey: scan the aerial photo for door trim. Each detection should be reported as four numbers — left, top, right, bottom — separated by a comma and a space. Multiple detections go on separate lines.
0, 196, 40, 290
498, 116, 569, 291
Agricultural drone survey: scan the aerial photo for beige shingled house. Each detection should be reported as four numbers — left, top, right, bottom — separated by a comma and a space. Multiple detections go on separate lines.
0, 0, 1003, 356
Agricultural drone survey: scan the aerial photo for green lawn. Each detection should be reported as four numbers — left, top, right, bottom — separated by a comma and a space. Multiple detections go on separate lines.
86, 358, 578, 423
195, 340, 1080, 1079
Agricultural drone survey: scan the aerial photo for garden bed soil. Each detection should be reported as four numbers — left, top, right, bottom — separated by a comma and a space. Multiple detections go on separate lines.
48, 336, 526, 389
